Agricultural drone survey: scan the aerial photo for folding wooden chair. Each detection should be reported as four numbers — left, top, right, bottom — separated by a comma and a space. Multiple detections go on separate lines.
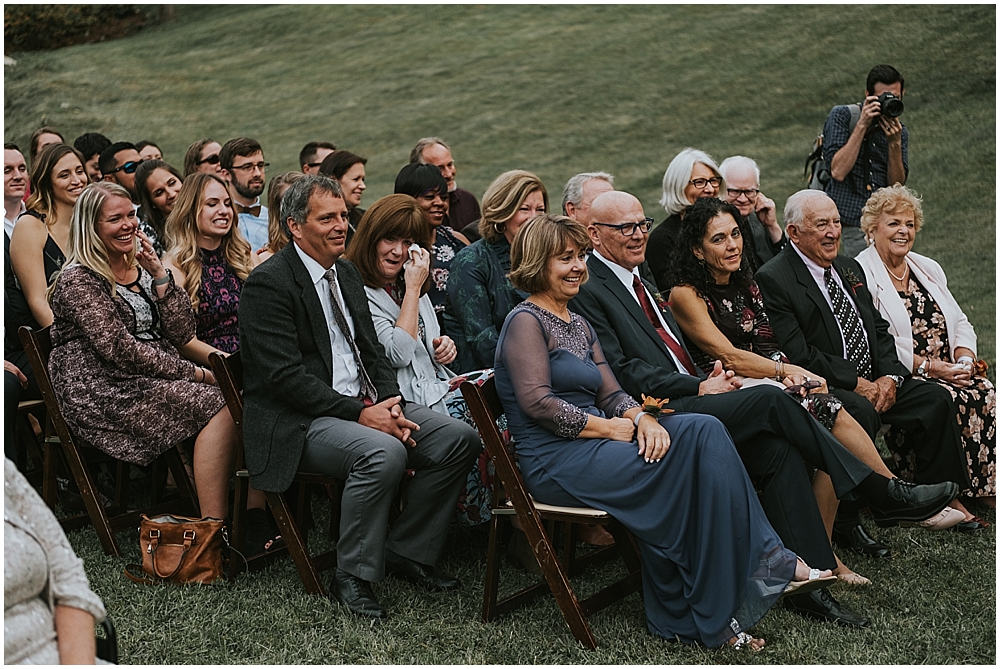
460, 376, 644, 650
209, 350, 338, 595
19, 326, 198, 557
12, 397, 46, 483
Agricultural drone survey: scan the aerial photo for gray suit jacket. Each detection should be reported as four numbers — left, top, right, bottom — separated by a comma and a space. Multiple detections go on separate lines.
238, 243, 402, 492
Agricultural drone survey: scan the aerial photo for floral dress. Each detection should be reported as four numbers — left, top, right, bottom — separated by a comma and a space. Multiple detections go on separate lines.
428, 225, 467, 318
196, 246, 243, 354
888, 274, 995, 498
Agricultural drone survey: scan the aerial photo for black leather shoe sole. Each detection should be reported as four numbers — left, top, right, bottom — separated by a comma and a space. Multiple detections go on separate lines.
832, 524, 892, 560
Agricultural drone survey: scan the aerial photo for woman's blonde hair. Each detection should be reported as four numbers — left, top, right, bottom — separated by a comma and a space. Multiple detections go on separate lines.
164, 173, 254, 311
344, 194, 434, 294
509, 214, 591, 294
48, 182, 135, 300
860, 183, 923, 240
478, 170, 548, 244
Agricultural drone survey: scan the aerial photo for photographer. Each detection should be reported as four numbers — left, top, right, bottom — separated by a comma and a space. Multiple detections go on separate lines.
823, 64, 908, 258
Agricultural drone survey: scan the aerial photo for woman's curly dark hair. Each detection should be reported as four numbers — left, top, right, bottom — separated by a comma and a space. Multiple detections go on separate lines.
664, 197, 754, 295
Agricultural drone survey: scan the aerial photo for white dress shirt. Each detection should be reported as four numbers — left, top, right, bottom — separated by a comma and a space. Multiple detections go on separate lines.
293, 242, 361, 397
4, 200, 26, 238
789, 241, 863, 357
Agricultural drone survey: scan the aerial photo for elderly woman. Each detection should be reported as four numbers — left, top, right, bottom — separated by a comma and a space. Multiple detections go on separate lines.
856, 185, 994, 526
646, 148, 724, 290
494, 213, 833, 649
344, 194, 491, 525
135, 159, 184, 256
256, 171, 303, 262
319, 150, 367, 246
446, 170, 547, 372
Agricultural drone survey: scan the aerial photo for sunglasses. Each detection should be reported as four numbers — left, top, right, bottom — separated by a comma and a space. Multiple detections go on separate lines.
108, 159, 144, 175
198, 154, 221, 165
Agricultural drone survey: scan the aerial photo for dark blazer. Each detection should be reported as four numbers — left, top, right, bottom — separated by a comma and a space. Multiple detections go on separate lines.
569, 254, 704, 401
755, 244, 907, 391
239, 243, 402, 492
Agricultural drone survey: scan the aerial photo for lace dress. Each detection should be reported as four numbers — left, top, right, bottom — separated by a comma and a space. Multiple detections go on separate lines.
494, 302, 794, 647
196, 246, 243, 354
888, 274, 995, 498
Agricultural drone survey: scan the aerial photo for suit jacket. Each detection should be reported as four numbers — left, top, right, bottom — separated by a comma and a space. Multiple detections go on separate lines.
239, 243, 402, 492
569, 254, 704, 401
855, 246, 977, 372
755, 244, 907, 391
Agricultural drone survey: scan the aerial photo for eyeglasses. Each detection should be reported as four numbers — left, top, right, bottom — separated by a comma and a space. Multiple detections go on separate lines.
593, 218, 654, 237
689, 177, 721, 189
230, 161, 269, 173
726, 188, 760, 200
198, 154, 221, 165
108, 159, 144, 175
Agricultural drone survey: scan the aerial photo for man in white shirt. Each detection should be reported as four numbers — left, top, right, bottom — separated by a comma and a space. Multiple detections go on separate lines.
220, 137, 269, 250
4, 144, 28, 237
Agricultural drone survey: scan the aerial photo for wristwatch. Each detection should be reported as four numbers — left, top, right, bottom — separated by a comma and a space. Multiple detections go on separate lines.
886, 374, 905, 389
916, 359, 929, 378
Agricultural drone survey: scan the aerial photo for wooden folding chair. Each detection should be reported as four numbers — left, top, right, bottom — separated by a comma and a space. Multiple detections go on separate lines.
19, 326, 199, 557
12, 397, 46, 483
208, 350, 338, 595
460, 376, 644, 650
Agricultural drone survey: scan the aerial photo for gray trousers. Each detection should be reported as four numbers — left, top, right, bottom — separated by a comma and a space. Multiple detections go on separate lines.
300, 402, 479, 582
838, 225, 868, 259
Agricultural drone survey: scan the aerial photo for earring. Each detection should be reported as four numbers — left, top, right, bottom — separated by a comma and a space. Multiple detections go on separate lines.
493, 221, 505, 234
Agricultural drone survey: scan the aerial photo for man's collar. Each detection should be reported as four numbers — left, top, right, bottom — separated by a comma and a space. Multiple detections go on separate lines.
3, 199, 25, 222
789, 240, 830, 274
592, 250, 640, 287
293, 241, 335, 281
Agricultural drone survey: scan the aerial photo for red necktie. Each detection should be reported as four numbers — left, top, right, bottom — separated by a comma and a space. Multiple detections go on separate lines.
632, 275, 698, 375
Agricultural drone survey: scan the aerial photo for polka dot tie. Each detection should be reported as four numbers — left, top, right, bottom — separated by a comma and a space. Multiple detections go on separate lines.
824, 267, 872, 380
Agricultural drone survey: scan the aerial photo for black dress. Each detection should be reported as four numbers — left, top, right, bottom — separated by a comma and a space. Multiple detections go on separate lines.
645, 213, 682, 290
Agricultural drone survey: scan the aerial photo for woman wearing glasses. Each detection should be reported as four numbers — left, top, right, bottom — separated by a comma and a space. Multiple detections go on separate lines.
645, 148, 724, 290
182, 139, 225, 177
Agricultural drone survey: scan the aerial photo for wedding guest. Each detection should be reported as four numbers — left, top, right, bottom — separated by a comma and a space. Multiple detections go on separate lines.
28, 126, 65, 165
136, 140, 163, 162
135, 159, 183, 255
183, 139, 225, 177
257, 171, 304, 262
318, 150, 367, 246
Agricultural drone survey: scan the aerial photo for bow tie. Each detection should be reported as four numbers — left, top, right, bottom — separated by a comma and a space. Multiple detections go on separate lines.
237, 204, 261, 217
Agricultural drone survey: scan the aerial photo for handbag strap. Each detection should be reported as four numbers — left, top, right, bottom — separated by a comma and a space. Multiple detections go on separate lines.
124, 563, 164, 586
149, 528, 195, 579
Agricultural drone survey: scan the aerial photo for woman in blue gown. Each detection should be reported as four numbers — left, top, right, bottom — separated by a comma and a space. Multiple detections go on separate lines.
493, 214, 829, 649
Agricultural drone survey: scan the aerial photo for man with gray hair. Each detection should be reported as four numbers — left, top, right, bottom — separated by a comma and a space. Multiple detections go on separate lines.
718, 156, 785, 270
410, 137, 480, 232
561, 171, 614, 225
239, 175, 480, 621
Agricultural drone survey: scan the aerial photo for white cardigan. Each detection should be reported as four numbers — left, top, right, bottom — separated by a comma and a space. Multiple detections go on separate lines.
365, 285, 454, 411
855, 245, 977, 372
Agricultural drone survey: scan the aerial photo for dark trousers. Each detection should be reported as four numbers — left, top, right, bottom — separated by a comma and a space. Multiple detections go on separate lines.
674, 384, 873, 570
5, 349, 40, 462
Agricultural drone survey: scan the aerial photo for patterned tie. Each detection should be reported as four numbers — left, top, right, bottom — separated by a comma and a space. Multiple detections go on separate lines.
632, 275, 698, 375
237, 203, 262, 217
824, 267, 872, 380
323, 269, 377, 403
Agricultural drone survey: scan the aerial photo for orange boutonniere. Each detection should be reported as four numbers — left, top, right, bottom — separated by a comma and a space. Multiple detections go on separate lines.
641, 394, 674, 418
974, 359, 989, 377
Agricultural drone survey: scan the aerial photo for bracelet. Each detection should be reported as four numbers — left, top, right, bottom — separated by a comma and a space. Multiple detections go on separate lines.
774, 360, 785, 382
152, 271, 171, 287
957, 355, 975, 368
633, 411, 649, 427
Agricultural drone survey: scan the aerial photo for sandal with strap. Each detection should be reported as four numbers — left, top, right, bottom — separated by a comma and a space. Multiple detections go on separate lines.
729, 632, 765, 652
783, 557, 838, 596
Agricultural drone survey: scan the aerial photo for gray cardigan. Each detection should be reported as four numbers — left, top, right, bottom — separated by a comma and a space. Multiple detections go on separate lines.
365, 285, 454, 411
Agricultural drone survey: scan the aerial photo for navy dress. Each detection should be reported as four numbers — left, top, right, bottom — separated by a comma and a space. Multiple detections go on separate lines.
494, 302, 795, 647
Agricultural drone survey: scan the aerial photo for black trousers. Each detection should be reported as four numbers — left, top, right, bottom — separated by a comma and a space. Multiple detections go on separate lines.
673, 384, 873, 571
5, 349, 40, 462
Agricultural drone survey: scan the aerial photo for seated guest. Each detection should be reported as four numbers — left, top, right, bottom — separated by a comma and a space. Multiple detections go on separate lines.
856, 185, 994, 522
256, 171, 304, 262
299, 141, 337, 174
318, 150, 367, 246
10, 144, 87, 327
99, 141, 143, 201
393, 163, 470, 322
646, 148, 724, 289
72, 132, 111, 184
239, 175, 480, 620
345, 193, 491, 526
220, 138, 269, 252
5, 230, 41, 455
409, 137, 481, 235
570, 190, 959, 626
47, 183, 239, 524
755, 189, 972, 535
5, 458, 107, 664
5, 143, 28, 237
28, 126, 64, 166
446, 170, 546, 372
562, 171, 614, 225
496, 213, 838, 649
718, 156, 786, 270
135, 159, 184, 255
183, 139, 225, 177
135, 140, 163, 162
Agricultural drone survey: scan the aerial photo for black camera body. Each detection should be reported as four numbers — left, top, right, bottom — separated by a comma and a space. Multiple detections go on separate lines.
877, 92, 904, 117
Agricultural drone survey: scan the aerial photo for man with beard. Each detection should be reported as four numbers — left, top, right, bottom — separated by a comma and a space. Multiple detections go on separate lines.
99, 141, 143, 201
221, 137, 269, 250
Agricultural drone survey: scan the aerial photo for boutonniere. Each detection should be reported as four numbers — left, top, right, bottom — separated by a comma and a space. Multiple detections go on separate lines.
842, 268, 864, 294
974, 359, 989, 376
652, 291, 669, 311
640, 394, 674, 418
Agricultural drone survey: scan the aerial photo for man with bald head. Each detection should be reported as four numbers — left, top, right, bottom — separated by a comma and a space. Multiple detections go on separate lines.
570, 190, 958, 628
718, 156, 785, 270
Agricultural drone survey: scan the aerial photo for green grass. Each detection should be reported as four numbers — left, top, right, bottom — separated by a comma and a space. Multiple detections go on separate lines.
5, 4, 995, 664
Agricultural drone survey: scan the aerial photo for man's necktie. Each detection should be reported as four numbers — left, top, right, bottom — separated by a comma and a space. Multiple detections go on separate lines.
237, 203, 261, 217
323, 269, 377, 403
824, 267, 872, 380
632, 275, 698, 375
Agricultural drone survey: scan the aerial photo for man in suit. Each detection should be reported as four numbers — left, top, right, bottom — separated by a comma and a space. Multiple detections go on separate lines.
569, 190, 957, 627
755, 190, 969, 552
239, 175, 480, 621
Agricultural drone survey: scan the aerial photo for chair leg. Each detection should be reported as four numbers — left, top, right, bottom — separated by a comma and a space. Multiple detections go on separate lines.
482, 513, 505, 622
60, 440, 120, 556
265, 490, 327, 596
231, 475, 250, 560
163, 448, 199, 517
42, 439, 59, 510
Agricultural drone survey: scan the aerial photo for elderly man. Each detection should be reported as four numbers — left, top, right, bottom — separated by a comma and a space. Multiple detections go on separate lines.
239, 175, 479, 620
410, 137, 481, 234
221, 137, 270, 250
562, 172, 614, 225
569, 190, 957, 627
718, 156, 785, 270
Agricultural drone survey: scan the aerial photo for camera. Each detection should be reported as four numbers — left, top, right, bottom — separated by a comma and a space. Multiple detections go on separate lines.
877, 92, 904, 117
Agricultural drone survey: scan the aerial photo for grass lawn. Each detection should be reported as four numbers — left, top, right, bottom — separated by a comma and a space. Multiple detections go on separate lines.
5, 4, 996, 664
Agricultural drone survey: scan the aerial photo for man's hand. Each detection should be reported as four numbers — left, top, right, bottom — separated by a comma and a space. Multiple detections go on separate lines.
698, 360, 742, 395
854, 376, 879, 406
857, 95, 882, 132
4, 360, 28, 389
873, 376, 898, 413
878, 115, 903, 146
359, 396, 419, 447
754, 192, 782, 241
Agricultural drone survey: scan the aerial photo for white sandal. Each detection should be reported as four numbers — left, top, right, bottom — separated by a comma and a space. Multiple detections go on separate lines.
782, 557, 838, 596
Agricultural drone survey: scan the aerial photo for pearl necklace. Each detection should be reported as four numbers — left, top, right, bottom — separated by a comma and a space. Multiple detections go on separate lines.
883, 260, 909, 283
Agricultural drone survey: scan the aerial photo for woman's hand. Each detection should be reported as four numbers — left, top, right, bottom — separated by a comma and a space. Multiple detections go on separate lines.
783, 365, 828, 394
135, 229, 166, 279
605, 416, 636, 442
432, 336, 457, 365
636, 413, 670, 463
402, 246, 430, 291
927, 359, 972, 387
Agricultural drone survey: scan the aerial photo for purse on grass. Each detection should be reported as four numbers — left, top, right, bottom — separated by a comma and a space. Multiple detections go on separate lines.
125, 514, 227, 585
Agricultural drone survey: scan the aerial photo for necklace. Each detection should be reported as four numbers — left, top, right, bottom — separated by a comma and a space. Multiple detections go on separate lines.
882, 260, 908, 283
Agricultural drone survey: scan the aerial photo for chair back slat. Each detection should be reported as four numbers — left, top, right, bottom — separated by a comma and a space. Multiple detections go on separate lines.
19, 326, 78, 457
461, 377, 525, 514
209, 351, 244, 426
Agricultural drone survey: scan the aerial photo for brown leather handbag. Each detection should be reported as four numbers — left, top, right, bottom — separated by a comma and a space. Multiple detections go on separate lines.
125, 514, 226, 585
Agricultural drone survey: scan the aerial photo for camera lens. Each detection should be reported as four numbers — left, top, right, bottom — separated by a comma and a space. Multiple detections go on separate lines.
878, 92, 904, 118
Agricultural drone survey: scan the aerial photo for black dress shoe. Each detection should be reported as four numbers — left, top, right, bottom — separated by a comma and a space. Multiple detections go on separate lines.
330, 569, 387, 620
385, 552, 461, 592
870, 479, 959, 527
832, 523, 892, 559
783, 588, 870, 628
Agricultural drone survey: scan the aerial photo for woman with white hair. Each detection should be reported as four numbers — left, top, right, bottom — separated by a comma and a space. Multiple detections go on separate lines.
646, 148, 724, 289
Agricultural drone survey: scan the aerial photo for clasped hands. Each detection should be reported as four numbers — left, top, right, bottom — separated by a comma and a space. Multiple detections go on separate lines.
359, 396, 419, 447
855, 376, 898, 413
